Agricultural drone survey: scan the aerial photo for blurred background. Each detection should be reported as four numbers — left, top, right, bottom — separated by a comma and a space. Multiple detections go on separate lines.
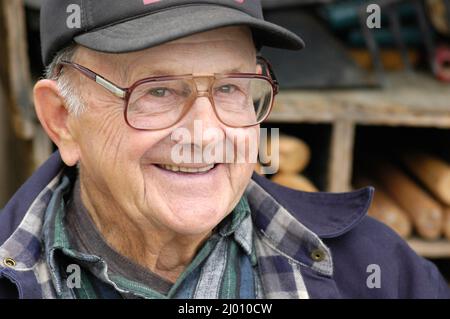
1, 0, 450, 281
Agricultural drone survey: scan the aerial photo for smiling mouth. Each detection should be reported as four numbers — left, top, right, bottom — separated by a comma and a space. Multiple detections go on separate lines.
156, 164, 217, 174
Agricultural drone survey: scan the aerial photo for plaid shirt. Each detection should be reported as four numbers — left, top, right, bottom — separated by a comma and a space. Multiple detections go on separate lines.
43, 172, 261, 299
0, 161, 332, 299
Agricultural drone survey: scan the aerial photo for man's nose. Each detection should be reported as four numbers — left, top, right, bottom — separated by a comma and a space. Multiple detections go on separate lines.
181, 94, 225, 147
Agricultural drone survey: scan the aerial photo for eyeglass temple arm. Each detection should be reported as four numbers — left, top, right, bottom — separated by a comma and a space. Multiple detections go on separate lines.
257, 56, 279, 95
59, 61, 127, 99
58, 58, 277, 98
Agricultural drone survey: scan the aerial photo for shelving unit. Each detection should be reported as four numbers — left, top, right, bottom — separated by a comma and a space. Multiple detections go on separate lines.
269, 72, 450, 192
407, 239, 450, 258
267, 72, 450, 258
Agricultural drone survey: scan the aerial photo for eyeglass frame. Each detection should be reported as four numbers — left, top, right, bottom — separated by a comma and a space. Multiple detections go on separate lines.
56, 56, 279, 131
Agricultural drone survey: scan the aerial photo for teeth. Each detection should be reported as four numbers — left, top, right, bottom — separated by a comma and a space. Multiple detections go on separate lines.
158, 164, 215, 173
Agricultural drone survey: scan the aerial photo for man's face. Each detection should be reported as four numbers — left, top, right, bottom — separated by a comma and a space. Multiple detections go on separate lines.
67, 26, 259, 236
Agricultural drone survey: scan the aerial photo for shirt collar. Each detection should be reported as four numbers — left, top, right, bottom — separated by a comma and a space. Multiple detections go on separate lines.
250, 172, 373, 239
0, 172, 62, 271
218, 195, 255, 260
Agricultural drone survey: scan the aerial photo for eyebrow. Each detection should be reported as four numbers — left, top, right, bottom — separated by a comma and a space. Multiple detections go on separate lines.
118, 62, 253, 87
150, 68, 244, 76
129, 65, 248, 79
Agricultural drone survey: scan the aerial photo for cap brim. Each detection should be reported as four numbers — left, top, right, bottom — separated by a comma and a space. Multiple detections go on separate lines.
74, 5, 304, 54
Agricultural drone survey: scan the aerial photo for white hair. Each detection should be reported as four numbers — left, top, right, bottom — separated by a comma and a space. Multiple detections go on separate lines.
45, 44, 86, 116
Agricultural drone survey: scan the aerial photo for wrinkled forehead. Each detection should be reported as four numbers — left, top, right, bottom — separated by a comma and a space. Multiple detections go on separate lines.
75, 26, 257, 81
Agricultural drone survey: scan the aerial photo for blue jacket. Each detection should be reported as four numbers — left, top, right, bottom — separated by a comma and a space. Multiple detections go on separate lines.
1, 152, 449, 298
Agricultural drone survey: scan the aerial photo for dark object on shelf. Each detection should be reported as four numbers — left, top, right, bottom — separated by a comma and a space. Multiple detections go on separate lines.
358, 0, 437, 83
348, 27, 423, 47
349, 49, 421, 70
24, 0, 42, 9
319, 0, 369, 29
261, 10, 377, 89
24, 1, 43, 79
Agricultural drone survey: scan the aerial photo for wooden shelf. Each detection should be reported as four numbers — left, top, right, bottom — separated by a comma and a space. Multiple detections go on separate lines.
269, 72, 450, 128
407, 239, 450, 258
267, 72, 450, 193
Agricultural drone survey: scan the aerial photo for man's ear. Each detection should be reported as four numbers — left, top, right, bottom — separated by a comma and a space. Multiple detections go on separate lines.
33, 79, 80, 166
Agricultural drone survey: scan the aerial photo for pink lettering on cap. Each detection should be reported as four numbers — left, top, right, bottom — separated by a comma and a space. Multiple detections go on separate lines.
143, 0, 160, 5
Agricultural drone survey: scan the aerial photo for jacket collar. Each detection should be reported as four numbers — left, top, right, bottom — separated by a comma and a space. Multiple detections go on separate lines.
251, 173, 374, 239
246, 180, 333, 278
0, 152, 63, 246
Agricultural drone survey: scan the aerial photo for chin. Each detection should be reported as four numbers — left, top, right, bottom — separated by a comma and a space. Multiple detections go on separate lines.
142, 162, 252, 235
163, 204, 229, 236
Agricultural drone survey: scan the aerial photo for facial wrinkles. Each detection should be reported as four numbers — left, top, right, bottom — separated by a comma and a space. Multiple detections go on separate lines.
143, 102, 254, 217
95, 112, 121, 158
81, 179, 149, 255
125, 38, 254, 82
70, 27, 258, 275
75, 83, 145, 230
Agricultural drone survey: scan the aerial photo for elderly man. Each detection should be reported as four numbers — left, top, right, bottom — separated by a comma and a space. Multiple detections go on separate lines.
1, 0, 449, 299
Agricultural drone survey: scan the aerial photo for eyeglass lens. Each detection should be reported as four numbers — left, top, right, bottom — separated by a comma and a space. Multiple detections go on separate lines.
126, 77, 273, 130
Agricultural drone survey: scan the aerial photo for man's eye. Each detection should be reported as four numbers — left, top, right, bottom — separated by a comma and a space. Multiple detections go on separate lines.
216, 85, 238, 94
148, 88, 171, 97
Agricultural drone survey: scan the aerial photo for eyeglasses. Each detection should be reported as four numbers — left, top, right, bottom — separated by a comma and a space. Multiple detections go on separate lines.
57, 57, 279, 130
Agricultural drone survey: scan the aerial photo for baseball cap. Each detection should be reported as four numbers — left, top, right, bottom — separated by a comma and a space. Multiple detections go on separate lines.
40, 0, 305, 66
